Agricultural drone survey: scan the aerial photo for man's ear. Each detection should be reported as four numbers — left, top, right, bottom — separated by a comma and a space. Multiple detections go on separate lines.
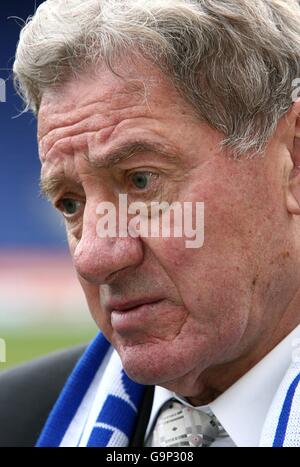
286, 99, 300, 215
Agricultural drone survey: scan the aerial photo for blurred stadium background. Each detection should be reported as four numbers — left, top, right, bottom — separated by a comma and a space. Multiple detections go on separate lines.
0, 1, 97, 370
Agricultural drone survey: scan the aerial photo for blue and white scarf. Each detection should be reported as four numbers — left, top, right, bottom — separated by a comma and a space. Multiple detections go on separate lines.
260, 360, 300, 447
36, 333, 145, 447
36, 332, 300, 447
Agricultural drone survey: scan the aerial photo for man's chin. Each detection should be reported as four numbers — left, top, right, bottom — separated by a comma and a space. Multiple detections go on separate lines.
116, 341, 194, 388
121, 357, 205, 401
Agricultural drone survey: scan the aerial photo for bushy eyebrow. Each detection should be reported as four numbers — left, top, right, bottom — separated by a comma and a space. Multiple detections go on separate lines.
40, 139, 180, 200
39, 174, 82, 201
86, 139, 180, 169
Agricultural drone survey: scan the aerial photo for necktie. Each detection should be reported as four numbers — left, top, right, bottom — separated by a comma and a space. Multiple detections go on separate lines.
150, 399, 220, 447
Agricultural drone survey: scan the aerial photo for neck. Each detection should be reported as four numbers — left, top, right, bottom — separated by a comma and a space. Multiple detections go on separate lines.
187, 305, 300, 407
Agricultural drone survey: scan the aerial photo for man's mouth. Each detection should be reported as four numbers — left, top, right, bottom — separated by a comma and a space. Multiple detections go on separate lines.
106, 297, 164, 331
107, 297, 163, 313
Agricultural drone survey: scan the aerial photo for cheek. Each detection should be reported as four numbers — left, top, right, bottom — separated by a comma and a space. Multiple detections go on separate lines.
145, 208, 255, 340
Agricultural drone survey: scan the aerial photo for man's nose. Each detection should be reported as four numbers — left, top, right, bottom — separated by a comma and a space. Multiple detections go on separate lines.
73, 208, 144, 284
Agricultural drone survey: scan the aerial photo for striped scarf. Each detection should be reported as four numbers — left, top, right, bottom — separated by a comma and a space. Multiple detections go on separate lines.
36, 333, 145, 447
36, 332, 300, 447
260, 360, 300, 447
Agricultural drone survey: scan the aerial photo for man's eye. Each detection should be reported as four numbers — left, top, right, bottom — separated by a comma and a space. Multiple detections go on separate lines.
59, 198, 82, 217
129, 172, 157, 190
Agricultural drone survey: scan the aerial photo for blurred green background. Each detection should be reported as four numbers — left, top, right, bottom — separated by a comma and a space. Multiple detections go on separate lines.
0, 1, 98, 373
0, 253, 98, 372
0, 325, 96, 370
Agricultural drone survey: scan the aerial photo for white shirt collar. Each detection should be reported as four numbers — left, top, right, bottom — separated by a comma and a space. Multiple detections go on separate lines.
146, 324, 300, 447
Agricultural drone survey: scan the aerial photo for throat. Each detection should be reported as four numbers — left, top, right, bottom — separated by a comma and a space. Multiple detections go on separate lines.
186, 388, 222, 407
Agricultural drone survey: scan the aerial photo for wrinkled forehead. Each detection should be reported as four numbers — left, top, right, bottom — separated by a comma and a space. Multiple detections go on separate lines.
37, 58, 181, 148
38, 78, 144, 147
36, 62, 198, 170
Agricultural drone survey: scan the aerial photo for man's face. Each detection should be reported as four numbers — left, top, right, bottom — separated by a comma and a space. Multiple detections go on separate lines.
38, 59, 294, 399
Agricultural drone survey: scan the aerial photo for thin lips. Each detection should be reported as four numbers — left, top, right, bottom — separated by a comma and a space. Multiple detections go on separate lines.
107, 298, 163, 313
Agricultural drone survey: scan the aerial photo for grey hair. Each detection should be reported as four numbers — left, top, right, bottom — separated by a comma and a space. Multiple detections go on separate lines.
13, 0, 300, 157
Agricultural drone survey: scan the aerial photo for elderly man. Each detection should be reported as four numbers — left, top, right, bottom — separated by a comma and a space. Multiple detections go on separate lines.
1, 0, 300, 448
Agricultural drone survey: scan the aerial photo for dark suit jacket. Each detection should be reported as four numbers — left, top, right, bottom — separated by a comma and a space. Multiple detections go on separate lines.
0, 345, 154, 447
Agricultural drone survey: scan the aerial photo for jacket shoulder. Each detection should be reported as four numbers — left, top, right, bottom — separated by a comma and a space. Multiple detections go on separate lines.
0, 344, 86, 447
